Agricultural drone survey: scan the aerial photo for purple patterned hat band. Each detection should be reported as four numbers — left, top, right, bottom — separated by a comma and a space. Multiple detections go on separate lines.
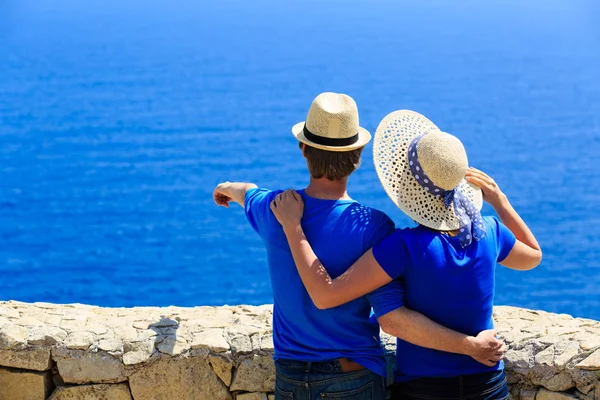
407, 134, 486, 247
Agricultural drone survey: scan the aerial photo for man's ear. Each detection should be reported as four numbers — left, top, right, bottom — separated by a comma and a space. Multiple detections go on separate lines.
300, 143, 307, 158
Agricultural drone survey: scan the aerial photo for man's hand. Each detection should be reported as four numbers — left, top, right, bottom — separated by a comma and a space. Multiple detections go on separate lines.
213, 182, 257, 208
270, 190, 304, 229
465, 329, 507, 367
213, 182, 234, 208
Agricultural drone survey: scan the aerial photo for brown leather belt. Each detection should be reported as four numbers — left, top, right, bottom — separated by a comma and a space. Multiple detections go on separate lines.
338, 357, 366, 372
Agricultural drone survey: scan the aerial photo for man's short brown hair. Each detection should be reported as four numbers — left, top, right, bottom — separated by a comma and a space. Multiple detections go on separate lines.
300, 142, 364, 181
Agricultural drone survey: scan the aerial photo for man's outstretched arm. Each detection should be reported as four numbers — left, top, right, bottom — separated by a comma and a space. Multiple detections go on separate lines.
377, 307, 506, 367
213, 182, 258, 208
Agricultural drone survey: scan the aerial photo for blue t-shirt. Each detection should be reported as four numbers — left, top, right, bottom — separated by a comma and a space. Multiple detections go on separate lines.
371, 216, 516, 381
245, 188, 402, 377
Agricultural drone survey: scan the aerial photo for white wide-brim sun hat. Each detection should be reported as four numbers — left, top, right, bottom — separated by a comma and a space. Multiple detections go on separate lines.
292, 92, 371, 152
373, 110, 483, 231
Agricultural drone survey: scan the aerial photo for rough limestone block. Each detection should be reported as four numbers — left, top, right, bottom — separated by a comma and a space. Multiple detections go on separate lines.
190, 329, 230, 352
135, 329, 158, 342
268, 395, 275, 400
44, 315, 63, 327
64, 332, 95, 350
577, 350, 600, 371
112, 326, 139, 342
0, 347, 52, 371
0, 367, 54, 400
156, 336, 189, 356
129, 356, 232, 400
535, 371, 574, 392
555, 342, 581, 368
571, 333, 600, 352
251, 334, 274, 354
209, 355, 233, 386
230, 324, 269, 338
54, 349, 126, 384
505, 347, 534, 373
230, 354, 275, 393
575, 390, 595, 400
33, 302, 63, 310
536, 346, 555, 366
259, 334, 274, 352
132, 320, 153, 329
586, 391, 598, 400
572, 370, 600, 395
59, 318, 87, 333
15, 317, 45, 327
237, 393, 267, 400
0, 324, 28, 349
0, 306, 20, 319
84, 322, 108, 335
184, 308, 233, 328
97, 338, 123, 353
48, 383, 132, 400
536, 389, 578, 400
122, 340, 154, 366
578, 383, 597, 395
228, 334, 252, 354
520, 389, 539, 400
28, 326, 68, 346
148, 318, 178, 328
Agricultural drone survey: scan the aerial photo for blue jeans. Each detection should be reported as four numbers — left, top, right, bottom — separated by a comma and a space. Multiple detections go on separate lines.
275, 359, 387, 400
391, 370, 508, 400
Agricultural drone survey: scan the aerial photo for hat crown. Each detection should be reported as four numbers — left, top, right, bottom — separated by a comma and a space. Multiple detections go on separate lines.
417, 132, 468, 191
305, 93, 360, 140
373, 110, 481, 232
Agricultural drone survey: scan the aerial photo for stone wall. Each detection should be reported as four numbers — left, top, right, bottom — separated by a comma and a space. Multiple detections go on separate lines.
0, 302, 598, 400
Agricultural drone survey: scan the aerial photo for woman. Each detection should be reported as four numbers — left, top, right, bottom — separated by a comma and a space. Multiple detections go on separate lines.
269, 110, 542, 400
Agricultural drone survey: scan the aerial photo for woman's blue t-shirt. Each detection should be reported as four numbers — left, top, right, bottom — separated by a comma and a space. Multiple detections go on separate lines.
371, 216, 516, 381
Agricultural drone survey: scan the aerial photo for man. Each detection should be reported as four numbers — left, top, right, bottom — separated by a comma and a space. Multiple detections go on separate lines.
213, 92, 503, 399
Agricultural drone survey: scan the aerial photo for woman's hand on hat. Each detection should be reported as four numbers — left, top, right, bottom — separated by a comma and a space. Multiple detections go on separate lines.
270, 190, 304, 230
465, 168, 507, 209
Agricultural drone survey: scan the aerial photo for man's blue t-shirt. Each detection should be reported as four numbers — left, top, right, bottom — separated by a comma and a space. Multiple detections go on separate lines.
245, 187, 402, 377
371, 216, 516, 381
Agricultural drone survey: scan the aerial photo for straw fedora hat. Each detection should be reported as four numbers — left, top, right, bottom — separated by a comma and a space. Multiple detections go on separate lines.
292, 92, 371, 152
373, 110, 483, 231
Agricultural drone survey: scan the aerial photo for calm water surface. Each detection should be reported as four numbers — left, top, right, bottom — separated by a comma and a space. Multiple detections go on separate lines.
1, 0, 599, 319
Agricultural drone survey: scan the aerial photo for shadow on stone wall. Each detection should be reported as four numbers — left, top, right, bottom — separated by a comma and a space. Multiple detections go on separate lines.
149, 316, 180, 357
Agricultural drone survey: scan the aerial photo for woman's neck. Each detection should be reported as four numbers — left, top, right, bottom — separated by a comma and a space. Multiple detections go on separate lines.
420, 224, 460, 237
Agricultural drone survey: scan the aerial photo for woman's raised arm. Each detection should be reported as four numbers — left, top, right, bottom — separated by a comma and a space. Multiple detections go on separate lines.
465, 168, 542, 271
270, 190, 393, 309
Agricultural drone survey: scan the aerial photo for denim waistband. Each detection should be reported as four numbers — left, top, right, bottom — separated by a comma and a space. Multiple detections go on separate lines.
275, 358, 344, 373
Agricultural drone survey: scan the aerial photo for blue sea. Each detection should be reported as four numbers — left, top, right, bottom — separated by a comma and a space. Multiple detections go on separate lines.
1, 0, 599, 319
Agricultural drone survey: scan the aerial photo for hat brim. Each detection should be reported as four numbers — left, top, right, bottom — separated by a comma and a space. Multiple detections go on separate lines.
373, 110, 483, 231
292, 121, 371, 152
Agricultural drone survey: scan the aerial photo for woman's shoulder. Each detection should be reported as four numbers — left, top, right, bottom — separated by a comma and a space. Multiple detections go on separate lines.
384, 225, 427, 247
481, 215, 502, 234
